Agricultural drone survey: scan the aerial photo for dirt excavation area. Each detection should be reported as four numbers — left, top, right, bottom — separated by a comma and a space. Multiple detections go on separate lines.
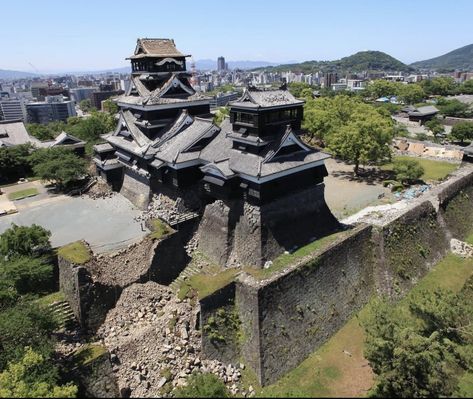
324, 158, 393, 219
96, 282, 251, 398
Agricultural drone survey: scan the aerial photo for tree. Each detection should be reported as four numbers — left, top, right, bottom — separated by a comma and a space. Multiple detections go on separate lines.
102, 98, 119, 115
424, 119, 445, 139
365, 79, 400, 99
437, 98, 471, 118
459, 79, 473, 95
29, 147, 87, 189
0, 223, 51, 258
0, 348, 77, 398
213, 107, 229, 126
398, 84, 425, 104
392, 159, 424, 184
173, 373, 229, 398
364, 284, 473, 398
420, 77, 457, 96
0, 302, 57, 369
450, 121, 473, 143
288, 82, 314, 98
0, 144, 33, 183
79, 99, 94, 113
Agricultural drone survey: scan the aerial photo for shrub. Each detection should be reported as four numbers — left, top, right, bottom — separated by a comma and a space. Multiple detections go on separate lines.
392, 159, 424, 184
0, 224, 51, 258
173, 373, 229, 398
450, 121, 473, 144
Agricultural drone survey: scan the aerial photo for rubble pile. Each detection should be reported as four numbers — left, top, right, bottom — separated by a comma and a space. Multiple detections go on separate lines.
98, 282, 252, 398
86, 178, 115, 200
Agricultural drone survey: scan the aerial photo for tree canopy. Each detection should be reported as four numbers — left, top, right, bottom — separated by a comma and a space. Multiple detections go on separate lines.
0, 348, 77, 398
392, 159, 424, 184
450, 121, 473, 143
364, 282, 473, 398
0, 223, 51, 258
79, 99, 94, 113
0, 144, 33, 183
303, 96, 394, 174
420, 77, 457, 96
29, 147, 87, 189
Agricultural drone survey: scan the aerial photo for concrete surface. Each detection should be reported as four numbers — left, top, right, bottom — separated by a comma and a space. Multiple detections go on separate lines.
0, 194, 148, 253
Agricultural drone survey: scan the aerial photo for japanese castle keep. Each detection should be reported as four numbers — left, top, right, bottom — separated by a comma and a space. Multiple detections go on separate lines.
94, 38, 338, 267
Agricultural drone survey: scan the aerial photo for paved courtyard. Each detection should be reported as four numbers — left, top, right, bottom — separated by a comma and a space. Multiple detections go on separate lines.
0, 193, 148, 253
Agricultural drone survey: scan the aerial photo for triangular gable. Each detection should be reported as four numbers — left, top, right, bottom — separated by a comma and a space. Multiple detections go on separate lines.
264, 127, 311, 163
152, 110, 194, 149
151, 75, 195, 99
201, 163, 229, 179
53, 132, 84, 146
182, 124, 220, 153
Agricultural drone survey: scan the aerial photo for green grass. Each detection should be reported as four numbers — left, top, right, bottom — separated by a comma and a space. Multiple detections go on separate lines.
381, 155, 459, 182
57, 241, 91, 264
247, 253, 473, 398
148, 218, 174, 240
72, 343, 108, 366
7, 187, 39, 200
178, 267, 239, 300
35, 291, 66, 308
245, 231, 346, 280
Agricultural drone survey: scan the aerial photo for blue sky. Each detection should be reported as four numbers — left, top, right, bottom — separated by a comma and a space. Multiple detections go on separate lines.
1, 0, 472, 72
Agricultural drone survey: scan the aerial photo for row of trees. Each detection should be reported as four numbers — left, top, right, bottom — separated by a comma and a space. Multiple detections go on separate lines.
364, 279, 473, 397
0, 224, 77, 397
0, 145, 87, 189
26, 110, 115, 150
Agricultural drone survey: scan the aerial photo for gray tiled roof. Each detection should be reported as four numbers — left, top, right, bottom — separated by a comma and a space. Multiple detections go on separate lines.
0, 121, 41, 147
409, 105, 439, 116
200, 119, 329, 178
230, 88, 304, 109
128, 38, 189, 59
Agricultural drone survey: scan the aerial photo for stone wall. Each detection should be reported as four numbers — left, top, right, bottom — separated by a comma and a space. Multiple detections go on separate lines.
198, 184, 339, 268
373, 200, 450, 298
251, 224, 373, 385
120, 168, 151, 210
200, 167, 473, 386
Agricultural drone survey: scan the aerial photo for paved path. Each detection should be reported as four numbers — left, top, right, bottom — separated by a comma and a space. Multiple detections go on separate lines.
0, 194, 149, 253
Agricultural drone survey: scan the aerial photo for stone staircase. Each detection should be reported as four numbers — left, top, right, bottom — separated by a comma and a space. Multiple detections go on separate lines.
169, 261, 205, 292
48, 300, 77, 330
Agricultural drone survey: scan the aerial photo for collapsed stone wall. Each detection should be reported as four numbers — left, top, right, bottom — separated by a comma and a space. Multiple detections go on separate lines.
59, 232, 188, 333
198, 185, 339, 268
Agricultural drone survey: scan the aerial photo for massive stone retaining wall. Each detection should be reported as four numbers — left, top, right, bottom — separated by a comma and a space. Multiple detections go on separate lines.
198, 184, 339, 268
201, 166, 473, 386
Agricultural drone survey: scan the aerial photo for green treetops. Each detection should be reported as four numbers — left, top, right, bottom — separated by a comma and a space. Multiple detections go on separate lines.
304, 96, 394, 174
392, 159, 424, 184
450, 121, 473, 143
0, 223, 51, 258
0, 348, 77, 398
29, 147, 87, 190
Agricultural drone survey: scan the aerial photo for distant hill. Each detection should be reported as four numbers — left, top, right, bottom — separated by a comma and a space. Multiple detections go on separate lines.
411, 43, 473, 71
255, 51, 412, 73
0, 69, 39, 80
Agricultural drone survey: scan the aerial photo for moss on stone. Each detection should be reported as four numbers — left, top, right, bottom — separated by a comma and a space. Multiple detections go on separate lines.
178, 268, 240, 300
58, 241, 91, 264
148, 218, 174, 240
72, 343, 108, 366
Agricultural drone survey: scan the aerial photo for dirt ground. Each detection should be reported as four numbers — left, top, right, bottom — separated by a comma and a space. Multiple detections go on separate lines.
324, 158, 394, 219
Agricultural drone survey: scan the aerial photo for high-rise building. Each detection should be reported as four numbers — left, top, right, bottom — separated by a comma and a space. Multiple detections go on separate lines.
0, 98, 27, 121
26, 96, 76, 124
70, 87, 98, 104
217, 56, 226, 71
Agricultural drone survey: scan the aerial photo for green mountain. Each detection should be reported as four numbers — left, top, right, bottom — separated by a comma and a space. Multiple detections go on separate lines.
256, 51, 411, 73
411, 44, 473, 71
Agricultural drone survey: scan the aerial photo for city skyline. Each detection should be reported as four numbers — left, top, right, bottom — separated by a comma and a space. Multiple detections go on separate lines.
1, 0, 472, 73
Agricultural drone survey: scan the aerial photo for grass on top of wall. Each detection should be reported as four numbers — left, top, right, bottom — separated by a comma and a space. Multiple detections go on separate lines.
72, 343, 108, 367
148, 218, 174, 240
35, 291, 66, 308
243, 253, 473, 398
57, 241, 91, 265
244, 230, 347, 280
381, 155, 459, 182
